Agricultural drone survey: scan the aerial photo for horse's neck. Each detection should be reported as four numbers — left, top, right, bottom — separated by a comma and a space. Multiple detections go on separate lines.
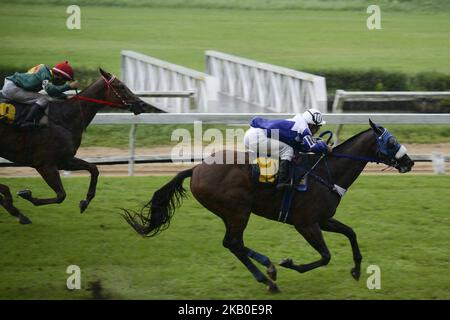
331, 130, 376, 189
54, 79, 105, 132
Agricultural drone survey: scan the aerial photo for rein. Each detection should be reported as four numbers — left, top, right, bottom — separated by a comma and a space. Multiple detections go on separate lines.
295, 149, 382, 198
70, 75, 129, 109
71, 95, 123, 107
294, 154, 345, 197
27, 74, 131, 132
69, 75, 129, 130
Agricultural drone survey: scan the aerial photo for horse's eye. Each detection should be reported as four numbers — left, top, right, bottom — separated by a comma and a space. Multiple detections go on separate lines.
387, 137, 397, 148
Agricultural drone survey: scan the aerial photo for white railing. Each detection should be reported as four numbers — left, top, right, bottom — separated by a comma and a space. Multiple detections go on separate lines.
90, 113, 450, 125
90, 112, 450, 175
121, 50, 219, 112
1, 154, 447, 166
205, 50, 327, 113
331, 90, 450, 144
2, 113, 448, 175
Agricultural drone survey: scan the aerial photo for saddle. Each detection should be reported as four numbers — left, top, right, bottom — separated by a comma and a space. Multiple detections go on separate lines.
251, 153, 320, 223
0, 94, 48, 127
251, 153, 314, 192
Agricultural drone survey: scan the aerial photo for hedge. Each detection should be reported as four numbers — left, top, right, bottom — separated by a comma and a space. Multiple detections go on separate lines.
1, 65, 449, 96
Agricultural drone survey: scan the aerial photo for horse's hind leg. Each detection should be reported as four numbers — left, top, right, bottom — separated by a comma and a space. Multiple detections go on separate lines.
320, 218, 362, 280
222, 214, 280, 293
0, 183, 32, 224
59, 157, 99, 213
17, 166, 66, 206
280, 223, 331, 274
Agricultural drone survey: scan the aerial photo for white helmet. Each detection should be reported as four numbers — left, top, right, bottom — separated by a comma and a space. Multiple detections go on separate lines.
302, 108, 326, 126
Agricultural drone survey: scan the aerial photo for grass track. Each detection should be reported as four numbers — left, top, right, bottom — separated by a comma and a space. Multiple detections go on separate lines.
0, 175, 448, 299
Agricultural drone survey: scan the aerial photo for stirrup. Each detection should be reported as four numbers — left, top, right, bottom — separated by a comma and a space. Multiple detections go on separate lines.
19, 121, 38, 129
276, 181, 292, 190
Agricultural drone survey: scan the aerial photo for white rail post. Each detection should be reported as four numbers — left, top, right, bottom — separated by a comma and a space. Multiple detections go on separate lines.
128, 124, 137, 176
332, 90, 346, 145
431, 152, 446, 174
313, 76, 328, 113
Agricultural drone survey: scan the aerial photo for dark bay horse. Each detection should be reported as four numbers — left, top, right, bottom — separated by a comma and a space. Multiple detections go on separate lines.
123, 120, 414, 293
0, 68, 160, 224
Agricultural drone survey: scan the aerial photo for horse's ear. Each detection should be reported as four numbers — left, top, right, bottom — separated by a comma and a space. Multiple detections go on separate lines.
369, 119, 383, 135
99, 68, 111, 79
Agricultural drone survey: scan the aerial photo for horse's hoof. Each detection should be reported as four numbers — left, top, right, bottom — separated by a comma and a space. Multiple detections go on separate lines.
351, 268, 361, 281
267, 283, 280, 294
79, 200, 88, 214
19, 215, 32, 225
17, 190, 32, 200
279, 258, 293, 268
267, 264, 277, 281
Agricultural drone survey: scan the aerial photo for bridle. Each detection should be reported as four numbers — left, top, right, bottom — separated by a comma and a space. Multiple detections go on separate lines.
292, 128, 411, 197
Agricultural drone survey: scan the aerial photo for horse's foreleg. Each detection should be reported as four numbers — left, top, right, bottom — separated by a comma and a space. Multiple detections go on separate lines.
0, 183, 32, 224
59, 157, 99, 213
17, 166, 66, 206
247, 248, 278, 281
320, 218, 362, 281
280, 223, 331, 273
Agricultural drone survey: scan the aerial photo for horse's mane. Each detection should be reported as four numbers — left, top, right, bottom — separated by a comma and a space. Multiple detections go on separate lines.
70, 76, 103, 97
48, 76, 101, 108
333, 128, 373, 153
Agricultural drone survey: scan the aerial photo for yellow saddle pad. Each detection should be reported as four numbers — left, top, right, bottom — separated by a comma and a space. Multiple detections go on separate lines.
253, 157, 279, 183
0, 102, 16, 124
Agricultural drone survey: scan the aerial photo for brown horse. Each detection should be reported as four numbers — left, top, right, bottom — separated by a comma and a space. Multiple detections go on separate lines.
0, 68, 160, 224
122, 120, 414, 293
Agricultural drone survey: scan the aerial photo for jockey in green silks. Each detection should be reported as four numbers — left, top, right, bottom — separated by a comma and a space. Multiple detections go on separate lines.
2, 61, 79, 128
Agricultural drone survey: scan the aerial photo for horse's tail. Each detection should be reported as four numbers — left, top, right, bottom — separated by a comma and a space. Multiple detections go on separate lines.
121, 168, 193, 237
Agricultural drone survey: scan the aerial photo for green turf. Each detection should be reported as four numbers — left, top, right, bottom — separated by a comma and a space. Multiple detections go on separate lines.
5, 0, 450, 12
0, 175, 448, 299
1, 4, 449, 74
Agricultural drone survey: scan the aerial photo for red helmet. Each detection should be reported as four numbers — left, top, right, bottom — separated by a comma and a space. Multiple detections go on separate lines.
52, 61, 74, 80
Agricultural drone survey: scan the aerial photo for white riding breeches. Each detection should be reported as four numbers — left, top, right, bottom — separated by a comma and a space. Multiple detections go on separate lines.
243, 127, 294, 161
2, 79, 48, 106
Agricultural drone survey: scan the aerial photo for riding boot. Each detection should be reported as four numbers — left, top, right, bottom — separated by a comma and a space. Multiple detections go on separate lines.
20, 104, 46, 128
276, 159, 292, 190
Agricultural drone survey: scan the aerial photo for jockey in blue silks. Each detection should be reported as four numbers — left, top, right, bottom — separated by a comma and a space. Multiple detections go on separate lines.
244, 108, 332, 190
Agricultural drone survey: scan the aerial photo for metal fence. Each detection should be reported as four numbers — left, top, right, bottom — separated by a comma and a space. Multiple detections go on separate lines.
206, 50, 327, 113
121, 50, 219, 112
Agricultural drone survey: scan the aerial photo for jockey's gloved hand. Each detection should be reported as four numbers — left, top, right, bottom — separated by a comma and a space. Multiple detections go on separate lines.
69, 81, 79, 89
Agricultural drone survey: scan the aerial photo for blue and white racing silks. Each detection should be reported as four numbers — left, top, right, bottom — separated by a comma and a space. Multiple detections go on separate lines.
250, 114, 328, 154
